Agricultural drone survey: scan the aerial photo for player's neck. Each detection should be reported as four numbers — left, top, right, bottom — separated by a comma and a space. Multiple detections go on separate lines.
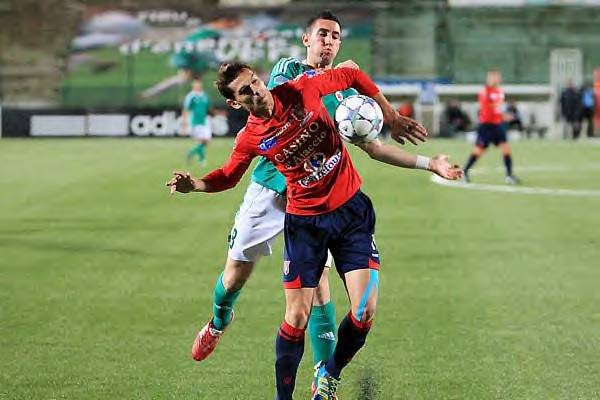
303, 58, 333, 70
253, 98, 275, 120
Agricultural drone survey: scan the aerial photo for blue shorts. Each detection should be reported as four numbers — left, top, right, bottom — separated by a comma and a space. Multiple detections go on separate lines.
283, 190, 380, 289
476, 123, 507, 148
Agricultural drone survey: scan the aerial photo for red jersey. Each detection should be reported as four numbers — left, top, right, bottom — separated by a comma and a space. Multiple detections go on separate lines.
201, 67, 380, 215
478, 85, 505, 124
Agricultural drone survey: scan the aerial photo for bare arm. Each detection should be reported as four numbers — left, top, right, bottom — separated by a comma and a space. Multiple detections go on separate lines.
357, 139, 463, 180
166, 137, 255, 194
181, 110, 189, 132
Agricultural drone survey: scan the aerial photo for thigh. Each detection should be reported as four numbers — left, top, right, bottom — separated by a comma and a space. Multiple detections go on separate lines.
329, 192, 380, 275
283, 214, 329, 289
476, 124, 492, 149
492, 124, 507, 146
193, 124, 212, 140
228, 182, 285, 262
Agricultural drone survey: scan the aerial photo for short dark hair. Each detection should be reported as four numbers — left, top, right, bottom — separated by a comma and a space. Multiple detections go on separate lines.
215, 62, 252, 100
305, 10, 341, 33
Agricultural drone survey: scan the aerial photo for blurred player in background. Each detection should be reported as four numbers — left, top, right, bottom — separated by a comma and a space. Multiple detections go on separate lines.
560, 80, 583, 140
463, 70, 520, 184
580, 82, 596, 138
182, 76, 211, 166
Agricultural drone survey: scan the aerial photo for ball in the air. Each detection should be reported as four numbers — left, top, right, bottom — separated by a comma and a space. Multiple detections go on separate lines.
335, 95, 384, 144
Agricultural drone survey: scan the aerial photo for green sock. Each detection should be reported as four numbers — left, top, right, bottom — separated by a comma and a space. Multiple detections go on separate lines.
186, 147, 196, 163
196, 143, 205, 162
308, 301, 337, 365
212, 272, 241, 331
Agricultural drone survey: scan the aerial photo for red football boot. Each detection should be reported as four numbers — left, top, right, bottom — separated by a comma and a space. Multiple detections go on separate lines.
191, 311, 234, 361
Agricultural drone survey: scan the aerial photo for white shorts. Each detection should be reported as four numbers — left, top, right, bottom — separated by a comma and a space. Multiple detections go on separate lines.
227, 181, 333, 267
191, 124, 212, 140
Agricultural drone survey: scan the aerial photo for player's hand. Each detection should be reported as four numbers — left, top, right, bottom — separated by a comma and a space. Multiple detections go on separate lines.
335, 60, 360, 70
428, 154, 463, 181
389, 114, 428, 145
165, 171, 197, 194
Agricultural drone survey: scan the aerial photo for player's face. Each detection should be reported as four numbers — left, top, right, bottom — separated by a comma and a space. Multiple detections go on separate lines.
303, 19, 341, 69
192, 80, 202, 92
227, 68, 274, 115
487, 71, 502, 86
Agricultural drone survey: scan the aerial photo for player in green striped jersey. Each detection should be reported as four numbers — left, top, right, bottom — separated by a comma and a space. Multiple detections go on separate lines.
190, 13, 433, 397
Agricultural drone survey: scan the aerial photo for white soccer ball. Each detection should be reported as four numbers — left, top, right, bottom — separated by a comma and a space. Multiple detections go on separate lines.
335, 95, 384, 144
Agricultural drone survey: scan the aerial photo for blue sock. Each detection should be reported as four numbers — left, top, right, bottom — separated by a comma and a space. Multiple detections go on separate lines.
503, 154, 513, 176
275, 321, 305, 400
326, 312, 372, 379
464, 154, 478, 173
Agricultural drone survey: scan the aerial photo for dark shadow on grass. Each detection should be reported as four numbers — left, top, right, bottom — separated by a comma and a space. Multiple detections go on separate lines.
357, 367, 379, 400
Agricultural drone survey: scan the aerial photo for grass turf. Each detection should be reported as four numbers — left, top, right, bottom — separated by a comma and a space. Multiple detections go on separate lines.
1, 138, 599, 399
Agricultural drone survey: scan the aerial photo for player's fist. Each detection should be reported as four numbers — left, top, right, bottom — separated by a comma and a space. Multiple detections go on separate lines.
389, 115, 428, 145
429, 154, 463, 181
166, 171, 197, 194
335, 60, 360, 70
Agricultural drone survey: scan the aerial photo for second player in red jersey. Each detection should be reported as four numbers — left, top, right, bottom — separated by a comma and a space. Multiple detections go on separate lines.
463, 69, 520, 184
478, 84, 505, 124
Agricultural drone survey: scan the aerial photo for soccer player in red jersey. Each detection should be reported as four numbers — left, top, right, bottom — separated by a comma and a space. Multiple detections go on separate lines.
463, 70, 520, 184
167, 62, 462, 399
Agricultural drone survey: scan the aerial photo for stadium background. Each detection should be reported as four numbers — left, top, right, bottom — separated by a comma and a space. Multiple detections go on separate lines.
1, 1, 600, 399
2, 0, 600, 138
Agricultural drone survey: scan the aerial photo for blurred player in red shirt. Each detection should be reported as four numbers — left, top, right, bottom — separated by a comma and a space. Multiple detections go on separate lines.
463, 70, 520, 184
167, 62, 462, 399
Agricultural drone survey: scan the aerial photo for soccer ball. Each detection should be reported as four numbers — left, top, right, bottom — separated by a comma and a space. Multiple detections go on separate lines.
335, 95, 384, 144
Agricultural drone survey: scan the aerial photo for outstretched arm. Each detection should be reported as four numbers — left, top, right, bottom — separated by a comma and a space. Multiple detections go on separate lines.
166, 171, 209, 194
166, 139, 255, 194
357, 139, 463, 180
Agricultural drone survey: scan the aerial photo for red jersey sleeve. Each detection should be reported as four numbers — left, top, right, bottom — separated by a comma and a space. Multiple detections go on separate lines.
298, 67, 380, 100
200, 132, 255, 192
478, 88, 486, 105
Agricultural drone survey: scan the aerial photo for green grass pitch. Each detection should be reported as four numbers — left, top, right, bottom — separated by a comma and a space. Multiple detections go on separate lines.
1, 137, 599, 399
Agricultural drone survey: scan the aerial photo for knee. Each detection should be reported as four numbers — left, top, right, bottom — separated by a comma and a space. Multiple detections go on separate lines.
285, 304, 311, 328
221, 274, 245, 291
313, 269, 331, 305
352, 302, 377, 323
360, 306, 376, 323
222, 260, 254, 291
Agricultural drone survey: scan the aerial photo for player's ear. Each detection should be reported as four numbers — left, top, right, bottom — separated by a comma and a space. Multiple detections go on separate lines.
301, 32, 310, 48
226, 99, 242, 110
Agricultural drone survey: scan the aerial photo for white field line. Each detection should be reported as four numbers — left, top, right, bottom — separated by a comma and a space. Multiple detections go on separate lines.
468, 164, 600, 175
430, 167, 600, 197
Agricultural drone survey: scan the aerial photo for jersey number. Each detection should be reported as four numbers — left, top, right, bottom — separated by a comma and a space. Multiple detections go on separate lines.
228, 228, 238, 249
